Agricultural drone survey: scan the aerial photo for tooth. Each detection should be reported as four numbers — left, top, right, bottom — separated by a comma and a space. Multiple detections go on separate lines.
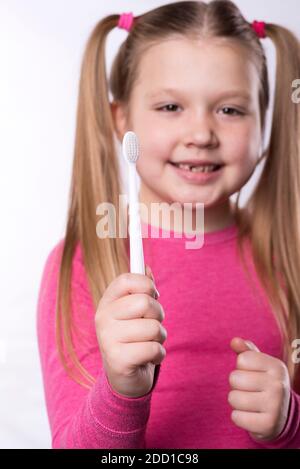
191, 165, 215, 173
176, 163, 219, 172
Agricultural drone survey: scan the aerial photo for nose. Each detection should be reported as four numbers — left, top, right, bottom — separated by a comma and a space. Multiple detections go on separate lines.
184, 113, 218, 149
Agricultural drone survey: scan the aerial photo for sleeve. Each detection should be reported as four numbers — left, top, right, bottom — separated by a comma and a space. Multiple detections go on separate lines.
250, 388, 300, 449
36, 240, 160, 449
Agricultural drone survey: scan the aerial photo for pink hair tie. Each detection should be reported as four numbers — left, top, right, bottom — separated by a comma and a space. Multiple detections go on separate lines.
251, 20, 266, 39
118, 12, 134, 32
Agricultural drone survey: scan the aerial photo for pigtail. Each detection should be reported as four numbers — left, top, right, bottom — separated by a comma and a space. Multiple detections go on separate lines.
56, 15, 129, 388
73, 14, 128, 286
247, 23, 300, 389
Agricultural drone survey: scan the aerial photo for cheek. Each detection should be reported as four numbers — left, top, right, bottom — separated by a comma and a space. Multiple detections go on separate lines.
136, 156, 154, 176
225, 123, 260, 167
136, 152, 162, 180
132, 111, 176, 159
136, 133, 174, 171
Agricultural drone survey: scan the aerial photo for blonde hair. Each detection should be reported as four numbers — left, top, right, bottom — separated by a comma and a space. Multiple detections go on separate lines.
55, 1, 300, 390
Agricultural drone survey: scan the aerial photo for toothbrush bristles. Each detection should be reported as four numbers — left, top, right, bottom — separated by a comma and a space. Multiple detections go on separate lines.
123, 131, 139, 163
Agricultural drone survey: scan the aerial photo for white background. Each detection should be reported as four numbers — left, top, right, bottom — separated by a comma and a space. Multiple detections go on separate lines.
0, 0, 298, 448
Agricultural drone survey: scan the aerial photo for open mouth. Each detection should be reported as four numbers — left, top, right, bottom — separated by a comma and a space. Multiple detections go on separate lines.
168, 161, 223, 173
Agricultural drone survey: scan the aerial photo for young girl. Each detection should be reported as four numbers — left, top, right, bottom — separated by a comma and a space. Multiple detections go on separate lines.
37, 1, 300, 449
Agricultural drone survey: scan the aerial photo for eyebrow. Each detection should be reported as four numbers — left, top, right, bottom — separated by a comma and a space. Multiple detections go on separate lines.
147, 88, 252, 101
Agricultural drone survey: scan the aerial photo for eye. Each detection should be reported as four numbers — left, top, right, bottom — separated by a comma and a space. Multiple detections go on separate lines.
220, 107, 244, 116
157, 104, 180, 112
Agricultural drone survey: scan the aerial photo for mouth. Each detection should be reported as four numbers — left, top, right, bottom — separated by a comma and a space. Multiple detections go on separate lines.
168, 161, 224, 173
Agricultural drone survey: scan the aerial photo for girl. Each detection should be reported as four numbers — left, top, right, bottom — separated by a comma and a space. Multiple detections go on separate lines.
37, 1, 300, 449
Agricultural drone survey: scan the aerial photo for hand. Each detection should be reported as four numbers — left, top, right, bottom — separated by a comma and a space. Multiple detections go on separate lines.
95, 265, 167, 398
228, 337, 291, 441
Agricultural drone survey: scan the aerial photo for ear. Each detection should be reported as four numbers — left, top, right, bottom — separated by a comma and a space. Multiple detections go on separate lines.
110, 101, 129, 142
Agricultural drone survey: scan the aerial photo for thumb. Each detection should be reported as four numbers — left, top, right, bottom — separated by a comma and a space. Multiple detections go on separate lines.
230, 337, 260, 354
145, 264, 154, 281
145, 264, 160, 299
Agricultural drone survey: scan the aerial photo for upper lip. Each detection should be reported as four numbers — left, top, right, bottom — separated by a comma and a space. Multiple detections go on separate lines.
169, 159, 223, 166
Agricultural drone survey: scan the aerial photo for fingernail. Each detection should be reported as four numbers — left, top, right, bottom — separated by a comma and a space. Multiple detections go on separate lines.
145, 264, 154, 279
154, 287, 160, 299
244, 340, 259, 352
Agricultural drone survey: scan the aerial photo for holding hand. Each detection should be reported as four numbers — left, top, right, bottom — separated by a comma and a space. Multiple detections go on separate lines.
95, 264, 166, 399
228, 337, 291, 441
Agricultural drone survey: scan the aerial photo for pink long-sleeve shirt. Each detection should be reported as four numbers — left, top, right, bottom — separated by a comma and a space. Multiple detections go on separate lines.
37, 221, 300, 449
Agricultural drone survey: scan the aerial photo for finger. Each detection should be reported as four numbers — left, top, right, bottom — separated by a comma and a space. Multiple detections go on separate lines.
114, 318, 167, 344
244, 340, 260, 352
229, 369, 270, 391
145, 264, 160, 298
105, 293, 165, 322
236, 350, 276, 372
119, 341, 166, 366
145, 264, 155, 281
231, 410, 269, 434
230, 337, 251, 354
228, 390, 266, 412
230, 337, 260, 354
100, 272, 159, 307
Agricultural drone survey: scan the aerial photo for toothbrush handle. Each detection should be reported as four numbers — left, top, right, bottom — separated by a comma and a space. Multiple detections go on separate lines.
129, 165, 145, 275
130, 232, 145, 274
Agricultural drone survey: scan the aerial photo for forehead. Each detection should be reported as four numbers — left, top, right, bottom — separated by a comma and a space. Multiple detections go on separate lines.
134, 37, 258, 98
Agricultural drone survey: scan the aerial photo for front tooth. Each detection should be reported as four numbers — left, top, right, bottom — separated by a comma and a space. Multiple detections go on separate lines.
178, 164, 192, 170
177, 163, 217, 172
191, 165, 215, 173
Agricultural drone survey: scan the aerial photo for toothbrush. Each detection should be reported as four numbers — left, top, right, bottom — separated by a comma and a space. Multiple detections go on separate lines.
122, 131, 145, 275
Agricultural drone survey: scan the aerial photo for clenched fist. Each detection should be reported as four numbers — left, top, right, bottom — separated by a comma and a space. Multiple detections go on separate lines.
95, 265, 167, 398
228, 337, 291, 442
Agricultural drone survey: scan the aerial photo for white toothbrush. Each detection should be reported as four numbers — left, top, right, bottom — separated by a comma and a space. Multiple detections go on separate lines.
122, 131, 145, 275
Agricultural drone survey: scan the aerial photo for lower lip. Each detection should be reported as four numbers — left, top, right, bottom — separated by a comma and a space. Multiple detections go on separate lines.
168, 162, 224, 183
